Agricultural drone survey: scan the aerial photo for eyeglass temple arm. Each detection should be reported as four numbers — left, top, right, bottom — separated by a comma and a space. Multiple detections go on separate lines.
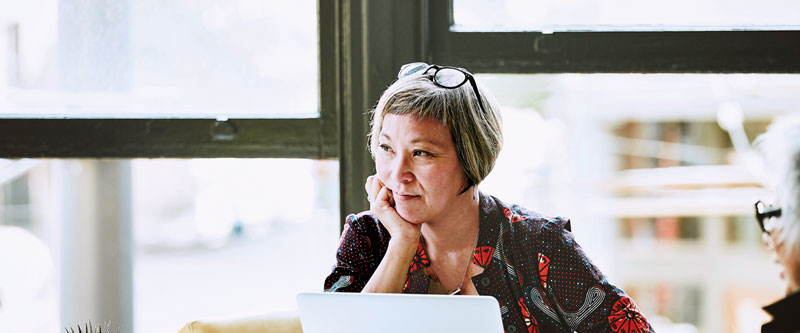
467, 77, 485, 111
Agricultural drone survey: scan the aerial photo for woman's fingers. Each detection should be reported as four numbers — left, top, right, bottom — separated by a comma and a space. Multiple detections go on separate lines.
365, 175, 373, 201
365, 175, 379, 202
365, 175, 390, 205
375, 184, 391, 206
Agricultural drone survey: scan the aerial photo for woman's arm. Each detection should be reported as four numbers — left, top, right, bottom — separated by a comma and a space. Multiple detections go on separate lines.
360, 175, 421, 293
324, 176, 422, 293
361, 236, 418, 293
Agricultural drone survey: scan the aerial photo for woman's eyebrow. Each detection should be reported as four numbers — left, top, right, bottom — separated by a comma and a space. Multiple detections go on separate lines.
381, 132, 443, 147
410, 138, 444, 147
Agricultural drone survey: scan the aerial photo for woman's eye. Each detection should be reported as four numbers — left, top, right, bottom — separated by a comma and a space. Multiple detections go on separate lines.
379, 144, 392, 152
413, 150, 431, 157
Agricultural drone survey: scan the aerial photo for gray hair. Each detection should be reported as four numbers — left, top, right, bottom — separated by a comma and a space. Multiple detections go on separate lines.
755, 112, 800, 264
367, 72, 503, 190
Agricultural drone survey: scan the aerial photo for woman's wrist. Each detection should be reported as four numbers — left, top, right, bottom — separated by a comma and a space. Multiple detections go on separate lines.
361, 230, 419, 294
389, 229, 420, 247
387, 232, 420, 256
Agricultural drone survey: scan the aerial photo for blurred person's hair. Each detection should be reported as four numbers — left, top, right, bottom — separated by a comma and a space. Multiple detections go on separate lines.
367, 72, 503, 191
755, 113, 800, 266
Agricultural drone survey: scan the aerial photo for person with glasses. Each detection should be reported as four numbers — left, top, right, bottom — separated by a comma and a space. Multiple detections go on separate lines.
754, 114, 800, 332
324, 63, 653, 332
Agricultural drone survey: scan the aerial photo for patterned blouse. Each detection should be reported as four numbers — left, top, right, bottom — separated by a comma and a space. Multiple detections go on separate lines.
324, 192, 654, 333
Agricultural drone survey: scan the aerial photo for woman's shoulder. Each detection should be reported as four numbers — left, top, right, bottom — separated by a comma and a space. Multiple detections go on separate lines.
346, 211, 378, 226
344, 211, 389, 235
484, 193, 571, 233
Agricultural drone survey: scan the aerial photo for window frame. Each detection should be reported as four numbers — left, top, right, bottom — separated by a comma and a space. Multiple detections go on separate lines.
0, 1, 339, 159
430, 1, 800, 74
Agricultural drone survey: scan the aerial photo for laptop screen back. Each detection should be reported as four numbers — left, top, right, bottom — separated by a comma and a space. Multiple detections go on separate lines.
297, 292, 504, 333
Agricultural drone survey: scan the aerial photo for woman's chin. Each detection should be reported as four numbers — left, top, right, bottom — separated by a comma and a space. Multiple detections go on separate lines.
395, 206, 426, 224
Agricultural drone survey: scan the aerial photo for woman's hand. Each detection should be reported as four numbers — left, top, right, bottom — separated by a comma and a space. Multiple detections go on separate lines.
365, 175, 421, 244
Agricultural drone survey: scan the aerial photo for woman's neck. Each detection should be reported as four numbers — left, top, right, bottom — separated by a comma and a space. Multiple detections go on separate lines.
420, 188, 480, 251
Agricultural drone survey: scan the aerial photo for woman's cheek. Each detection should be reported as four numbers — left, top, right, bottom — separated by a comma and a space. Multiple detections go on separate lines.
375, 157, 391, 182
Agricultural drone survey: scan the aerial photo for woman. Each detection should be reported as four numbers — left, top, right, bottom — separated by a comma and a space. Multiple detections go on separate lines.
755, 114, 800, 332
324, 62, 653, 332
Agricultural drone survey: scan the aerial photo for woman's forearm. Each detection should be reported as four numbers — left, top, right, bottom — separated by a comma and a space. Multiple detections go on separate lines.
361, 237, 418, 293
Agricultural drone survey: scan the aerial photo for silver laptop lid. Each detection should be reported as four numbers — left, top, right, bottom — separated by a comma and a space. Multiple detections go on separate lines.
297, 292, 504, 333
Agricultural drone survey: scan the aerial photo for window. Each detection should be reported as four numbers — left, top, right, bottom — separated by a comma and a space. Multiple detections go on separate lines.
0, 0, 336, 158
2, 1, 317, 118
131, 159, 338, 332
0, 158, 339, 332
477, 73, 794, 331
0, 1, 339, 332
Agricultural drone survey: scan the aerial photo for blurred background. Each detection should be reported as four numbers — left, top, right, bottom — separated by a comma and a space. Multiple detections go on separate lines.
1, 0, 799, 332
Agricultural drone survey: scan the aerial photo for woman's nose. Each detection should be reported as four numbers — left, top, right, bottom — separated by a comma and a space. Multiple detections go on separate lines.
390, 154, 414, 183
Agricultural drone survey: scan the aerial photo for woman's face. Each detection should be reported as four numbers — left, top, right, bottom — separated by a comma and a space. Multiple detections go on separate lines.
375, 113, 468, 224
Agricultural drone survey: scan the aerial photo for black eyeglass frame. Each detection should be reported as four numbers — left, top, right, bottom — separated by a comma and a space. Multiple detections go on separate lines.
755, 200, 782, 234
397, 63, 486, 116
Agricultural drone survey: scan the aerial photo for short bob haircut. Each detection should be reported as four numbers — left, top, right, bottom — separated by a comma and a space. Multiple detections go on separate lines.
367, 67, 503, 192
756, 113, 800, 271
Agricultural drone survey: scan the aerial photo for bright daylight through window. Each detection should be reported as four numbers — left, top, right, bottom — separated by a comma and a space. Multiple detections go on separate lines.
0, 0, 317, 118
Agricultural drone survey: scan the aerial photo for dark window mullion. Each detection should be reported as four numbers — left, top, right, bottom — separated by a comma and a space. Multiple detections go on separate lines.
433, 30, 800, 73
0, 118, 332, 158
319, 0, 340, 159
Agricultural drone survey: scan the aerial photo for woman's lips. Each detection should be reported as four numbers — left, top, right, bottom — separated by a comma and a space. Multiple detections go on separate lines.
394, 193, 420, 202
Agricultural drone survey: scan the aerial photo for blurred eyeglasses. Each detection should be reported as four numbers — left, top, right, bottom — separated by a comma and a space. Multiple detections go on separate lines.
397, 62, 486, 114
754, 200, 782, 234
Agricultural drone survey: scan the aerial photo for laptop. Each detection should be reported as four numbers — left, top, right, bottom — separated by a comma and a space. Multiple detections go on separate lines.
297, 292, 504, 333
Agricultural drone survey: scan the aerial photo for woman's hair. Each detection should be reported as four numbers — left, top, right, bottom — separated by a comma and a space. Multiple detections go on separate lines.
367, 71, 503, 190
755, 113, 800, 267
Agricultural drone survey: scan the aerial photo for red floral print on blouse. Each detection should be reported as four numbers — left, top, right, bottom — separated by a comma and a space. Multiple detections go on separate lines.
518, 297, 539, 333
473, 246, 495, 267
503, 207, 528, 223
537, 253, 550, 290
408, 241, 430, 274
608, 296, 650, 333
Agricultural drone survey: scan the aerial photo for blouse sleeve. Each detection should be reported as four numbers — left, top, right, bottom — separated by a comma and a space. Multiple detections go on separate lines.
323, 213, 386, 293
534, 217, 654, 333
